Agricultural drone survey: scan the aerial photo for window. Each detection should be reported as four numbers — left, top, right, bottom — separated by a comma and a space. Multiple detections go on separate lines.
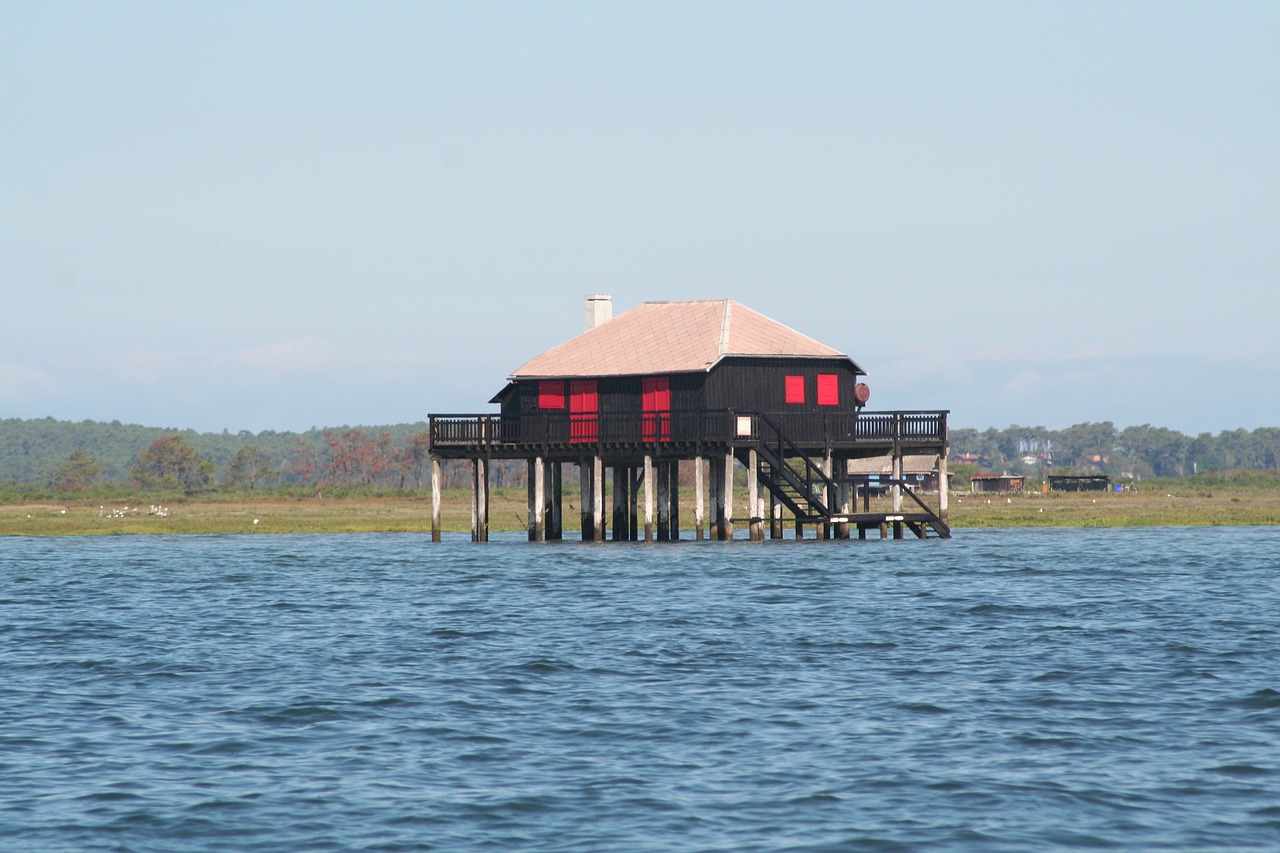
538, 380, 565, 409
817, 374, 839, 406
785, 375, 806, 404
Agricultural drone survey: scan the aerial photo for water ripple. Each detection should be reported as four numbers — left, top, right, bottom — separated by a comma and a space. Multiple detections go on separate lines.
2, 528, 1280, 850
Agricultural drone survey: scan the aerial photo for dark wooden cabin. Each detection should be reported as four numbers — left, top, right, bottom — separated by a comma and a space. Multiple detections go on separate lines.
429, 296, 950, 543
970, 474, 1025, 494
488, 298, 872, 447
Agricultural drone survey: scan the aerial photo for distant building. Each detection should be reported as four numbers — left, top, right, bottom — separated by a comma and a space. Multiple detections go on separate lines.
1048, 475, 1111, 492
970, 474, 1024, 494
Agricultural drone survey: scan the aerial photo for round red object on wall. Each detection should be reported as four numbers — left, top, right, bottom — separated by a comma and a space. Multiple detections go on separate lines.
854, 383, 871, 404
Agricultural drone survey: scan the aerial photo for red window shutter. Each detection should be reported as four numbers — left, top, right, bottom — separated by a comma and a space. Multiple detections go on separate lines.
569, 380, 598, 442
642, 377, 671, 442
785, 375, 805, 404
538, 380, 565, 409
642, 377, 670, 412
817, 374, 839, 406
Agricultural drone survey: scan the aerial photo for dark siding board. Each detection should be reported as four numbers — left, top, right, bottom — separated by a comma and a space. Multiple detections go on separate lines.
705, 358, 863, 414
670, 374, 706, 413
498, 359, 861, 426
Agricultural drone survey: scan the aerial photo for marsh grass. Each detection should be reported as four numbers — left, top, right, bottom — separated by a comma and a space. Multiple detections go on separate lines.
4, 480, 1280, 536
952, 487, 1280, 528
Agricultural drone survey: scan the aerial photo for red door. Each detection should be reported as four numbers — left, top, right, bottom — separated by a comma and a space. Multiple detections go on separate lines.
642, 377, 671, 442
570, 380, 598, 442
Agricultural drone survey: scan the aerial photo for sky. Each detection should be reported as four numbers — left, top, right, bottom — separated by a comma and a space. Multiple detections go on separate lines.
3, 1, 1278, 436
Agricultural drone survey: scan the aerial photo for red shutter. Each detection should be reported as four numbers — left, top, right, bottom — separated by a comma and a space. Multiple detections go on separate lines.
642, 377, 671, 442
785, 375, 806, 404
538, 380, 565, 409
817, 374, 839, 406
569, 380, 598, 442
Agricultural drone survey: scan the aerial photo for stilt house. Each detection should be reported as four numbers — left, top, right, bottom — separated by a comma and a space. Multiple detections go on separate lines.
429, 296, 950, 542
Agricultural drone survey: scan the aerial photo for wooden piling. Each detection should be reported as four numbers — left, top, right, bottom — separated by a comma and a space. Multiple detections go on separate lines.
548, 461, 562, 540
580, 457, 595, 542
821, 452, 833, 540
694, 455, 705, 540
629, 467, 640, 541
656, 460, 670, 541
643, 455, 655, 542
527, 457, 544, 542
592, 456, 605, 541
471, 457, 489, 542
722, 450, 735, 541
612, 466, 628, 541
668, 461, 680, 541
938, 452, 949, 525
430, 455, 442, 543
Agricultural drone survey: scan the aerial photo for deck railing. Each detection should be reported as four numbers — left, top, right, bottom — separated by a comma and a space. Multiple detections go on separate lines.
429, 409, 947, 450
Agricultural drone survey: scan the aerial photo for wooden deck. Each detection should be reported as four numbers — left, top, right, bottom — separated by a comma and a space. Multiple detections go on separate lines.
427, 409, 951, 543
428, 409, 948, 460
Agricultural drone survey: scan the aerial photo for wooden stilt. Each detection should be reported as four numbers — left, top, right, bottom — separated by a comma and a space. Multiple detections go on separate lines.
836, 456, 851, 540
643, 455, 655, 542
821, 451, 833, 540
938, 452, 949, 526
580, 458, 594, 542
629, 467, 640, 541
472, 457, 489, 543
430, 455, 442, 543
892, 450, 903, 515
722, 450, 735, 541
593, 456, 605, 541
709, 455, 723, 540
612, 467, 628, 542
528, 457, 545, 542
548, 461, 562, 540
694, 455, 705, 540
747, 448, 762, 541
770, 494, 783, 540
669, 461, 680, 541
656, 459, 670, 541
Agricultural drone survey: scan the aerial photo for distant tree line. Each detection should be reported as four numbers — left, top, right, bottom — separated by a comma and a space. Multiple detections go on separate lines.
950, 422, 1280, 480
4, 417, 1279, 495
0, 417, 525, 495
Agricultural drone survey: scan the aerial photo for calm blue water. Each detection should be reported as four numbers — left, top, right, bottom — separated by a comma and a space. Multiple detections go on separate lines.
2, 528, 1279, 852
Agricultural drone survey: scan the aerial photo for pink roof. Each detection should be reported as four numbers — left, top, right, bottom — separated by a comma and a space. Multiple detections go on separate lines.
510, 299, 862, 378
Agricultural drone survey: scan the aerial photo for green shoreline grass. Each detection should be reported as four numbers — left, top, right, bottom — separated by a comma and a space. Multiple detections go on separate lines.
4, 484, 1280, 536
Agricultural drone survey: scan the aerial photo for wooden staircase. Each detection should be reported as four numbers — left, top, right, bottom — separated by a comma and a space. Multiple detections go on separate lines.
741, 413, 951, 539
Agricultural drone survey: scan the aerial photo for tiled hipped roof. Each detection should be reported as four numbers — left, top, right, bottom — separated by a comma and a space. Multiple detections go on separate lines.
510, 300, 863, 379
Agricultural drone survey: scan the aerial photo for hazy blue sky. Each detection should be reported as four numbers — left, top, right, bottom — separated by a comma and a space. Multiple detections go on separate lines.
4, 1, 1277, 435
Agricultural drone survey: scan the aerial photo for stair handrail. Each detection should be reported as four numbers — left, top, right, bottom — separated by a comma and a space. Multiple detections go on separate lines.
753, 412, 838, 515
883, 477, 951, 536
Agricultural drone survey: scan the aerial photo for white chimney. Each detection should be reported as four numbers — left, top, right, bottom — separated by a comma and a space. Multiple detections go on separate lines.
584, 294, 612, 332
